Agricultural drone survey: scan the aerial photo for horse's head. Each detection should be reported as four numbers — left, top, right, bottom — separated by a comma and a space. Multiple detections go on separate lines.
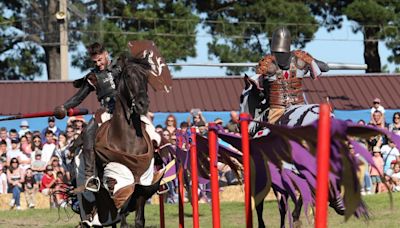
240, 74, 269, 119
117, 56, 151, 120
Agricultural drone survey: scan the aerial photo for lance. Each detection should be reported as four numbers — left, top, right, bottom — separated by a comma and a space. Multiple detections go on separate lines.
168, 62, 368, 70
0, 108, 89, 122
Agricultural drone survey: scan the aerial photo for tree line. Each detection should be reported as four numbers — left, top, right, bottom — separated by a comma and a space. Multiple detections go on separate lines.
0, 0, 399, 80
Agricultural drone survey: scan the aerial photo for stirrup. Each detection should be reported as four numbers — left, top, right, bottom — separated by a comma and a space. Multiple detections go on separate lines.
157, 183, 170, 195
85, 176, 101, 192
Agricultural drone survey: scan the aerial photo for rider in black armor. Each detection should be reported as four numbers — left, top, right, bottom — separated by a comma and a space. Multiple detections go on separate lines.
54, 43, 124, 192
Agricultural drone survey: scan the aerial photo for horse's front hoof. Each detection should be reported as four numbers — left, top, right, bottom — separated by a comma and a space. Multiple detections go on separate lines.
293, 220, 302, 228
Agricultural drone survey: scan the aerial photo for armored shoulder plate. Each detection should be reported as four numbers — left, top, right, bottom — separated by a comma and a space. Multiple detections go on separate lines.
293, 50, 314, 69
256, 55, 278, 75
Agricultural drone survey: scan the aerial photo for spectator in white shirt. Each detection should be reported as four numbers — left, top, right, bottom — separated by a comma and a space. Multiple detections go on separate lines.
370, 98, 385, 127
6, 138, 22, 166
41, 130, 56, 165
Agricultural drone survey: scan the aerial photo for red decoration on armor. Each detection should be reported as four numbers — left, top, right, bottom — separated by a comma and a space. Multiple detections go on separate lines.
284, 71, 289, 80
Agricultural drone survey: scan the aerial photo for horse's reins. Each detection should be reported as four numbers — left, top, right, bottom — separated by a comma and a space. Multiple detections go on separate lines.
118, 69, 137, 121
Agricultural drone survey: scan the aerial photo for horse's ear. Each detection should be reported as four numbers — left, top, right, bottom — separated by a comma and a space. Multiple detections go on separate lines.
244, 74, 251, 88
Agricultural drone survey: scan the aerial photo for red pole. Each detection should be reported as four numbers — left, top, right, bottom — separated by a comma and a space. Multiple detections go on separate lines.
315, 103, 331, 228
208, 122, 221, 228
190, 127, 200, 228
178, 131, 185, 228
240, 113, 252, 228
159, 193, 165, 228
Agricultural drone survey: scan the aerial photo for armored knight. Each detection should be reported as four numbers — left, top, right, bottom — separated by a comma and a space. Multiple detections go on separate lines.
256, 27, 329, 124
54, 42, 161, 193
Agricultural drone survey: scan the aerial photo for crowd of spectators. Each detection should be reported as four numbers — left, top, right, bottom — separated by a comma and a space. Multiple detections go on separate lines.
355, 98, 400, 195
1, 99, 400, 209
0, 116, 85, 210
0, 109, 242, 208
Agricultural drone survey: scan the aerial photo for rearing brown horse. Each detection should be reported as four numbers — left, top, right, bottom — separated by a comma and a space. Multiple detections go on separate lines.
75, 56, 164, 228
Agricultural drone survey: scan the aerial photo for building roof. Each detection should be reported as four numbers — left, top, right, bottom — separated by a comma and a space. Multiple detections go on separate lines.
1, 74, 399, 115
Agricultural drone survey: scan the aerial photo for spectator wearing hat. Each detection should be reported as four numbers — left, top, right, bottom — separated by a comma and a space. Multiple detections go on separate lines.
369, 146, 384, 193
67, 115, 87, 132
6, 138, 22, 166
0, 127, 11, 151
370, 98, 385, 127
41, 116, 61, 144
31, 151, 46, 185
0, 162, 7, 194
18, 120, 30, 138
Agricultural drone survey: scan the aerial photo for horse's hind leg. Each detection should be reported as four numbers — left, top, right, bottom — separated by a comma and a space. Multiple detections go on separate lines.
135, 196, 146, 228
120, 214, 128, 228
292, 196, 303, 228
256, 202, 266, 228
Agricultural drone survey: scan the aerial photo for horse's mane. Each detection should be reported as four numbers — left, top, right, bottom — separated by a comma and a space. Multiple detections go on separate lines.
116, 54, 150, 116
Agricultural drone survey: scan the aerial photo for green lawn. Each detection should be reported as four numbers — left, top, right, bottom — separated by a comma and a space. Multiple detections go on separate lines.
0, 193, 399, 228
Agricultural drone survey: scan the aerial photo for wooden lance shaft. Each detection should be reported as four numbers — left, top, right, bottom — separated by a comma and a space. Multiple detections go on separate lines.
0, 108, 89, 122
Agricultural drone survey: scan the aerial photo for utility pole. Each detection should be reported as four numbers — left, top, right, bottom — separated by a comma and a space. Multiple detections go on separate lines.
59, 0, 69, 80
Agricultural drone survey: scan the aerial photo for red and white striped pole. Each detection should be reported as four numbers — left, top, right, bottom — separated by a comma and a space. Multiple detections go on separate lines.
315, 103, 331, 228
190, 127, 200, 228
208, 123, 221, 228
240, 113, 252, 228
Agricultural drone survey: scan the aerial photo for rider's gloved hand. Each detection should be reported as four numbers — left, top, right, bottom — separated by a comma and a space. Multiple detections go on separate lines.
54, 105, 67, 119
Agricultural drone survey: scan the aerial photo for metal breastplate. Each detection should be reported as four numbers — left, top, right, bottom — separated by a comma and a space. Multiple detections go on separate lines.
269, 58, 304, 108
94, 70, 117, 101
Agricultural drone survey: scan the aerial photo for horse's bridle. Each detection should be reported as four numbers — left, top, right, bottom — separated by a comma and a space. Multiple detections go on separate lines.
119, 71, 137, 119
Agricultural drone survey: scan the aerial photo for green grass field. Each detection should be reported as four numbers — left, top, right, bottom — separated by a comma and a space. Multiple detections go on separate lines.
1, 193, 399, 228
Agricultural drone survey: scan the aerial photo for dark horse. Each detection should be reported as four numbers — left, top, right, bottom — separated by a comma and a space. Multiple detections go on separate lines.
239, 75, 343, 228
73, 57, 164, 228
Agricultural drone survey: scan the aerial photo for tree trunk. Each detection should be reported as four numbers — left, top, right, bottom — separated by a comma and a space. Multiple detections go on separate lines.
44, 0, 61, 80
45, 47, 61, 80
363, 27, 381, 73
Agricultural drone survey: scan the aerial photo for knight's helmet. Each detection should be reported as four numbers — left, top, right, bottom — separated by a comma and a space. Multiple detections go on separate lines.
270, 27, 291, 53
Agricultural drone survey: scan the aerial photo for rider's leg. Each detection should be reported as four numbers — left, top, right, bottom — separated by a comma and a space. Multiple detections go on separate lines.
75, 118, 100, 193
268, 107, 285, 124
140, 115, 161, 147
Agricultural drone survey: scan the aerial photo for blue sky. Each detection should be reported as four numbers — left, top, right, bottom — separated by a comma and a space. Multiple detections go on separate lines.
61, 19, 398, 80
